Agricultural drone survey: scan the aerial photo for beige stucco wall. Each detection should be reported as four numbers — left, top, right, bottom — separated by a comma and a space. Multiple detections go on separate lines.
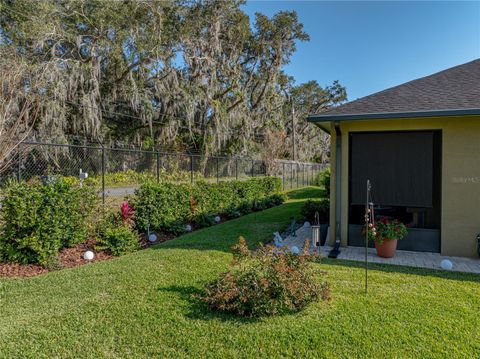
328, 115, 480, 257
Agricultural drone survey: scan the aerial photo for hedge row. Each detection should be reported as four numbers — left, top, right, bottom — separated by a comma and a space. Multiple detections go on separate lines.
130, 177, 282, 232
0, 179, 98, 265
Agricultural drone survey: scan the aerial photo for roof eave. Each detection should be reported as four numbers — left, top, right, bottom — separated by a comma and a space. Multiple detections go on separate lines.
307, 108, 480, 123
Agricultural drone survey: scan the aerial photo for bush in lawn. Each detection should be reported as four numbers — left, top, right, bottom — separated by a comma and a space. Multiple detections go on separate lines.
131, 177, 282, 232
0, 179, 98, 265
300, 199, 330, 223
199, 237, 330, 317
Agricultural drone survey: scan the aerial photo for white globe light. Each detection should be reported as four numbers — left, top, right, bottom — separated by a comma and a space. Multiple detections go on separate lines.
148, 233, 158, 242
440, 259, 453, 270
303, 221, 311, 228
83, 251, 95, 261
185, 224, 192, 232
291, 246, 300, 255
214, 215, 221, 223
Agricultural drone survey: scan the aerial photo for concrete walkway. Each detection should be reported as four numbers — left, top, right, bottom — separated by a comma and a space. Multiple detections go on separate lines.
279, 224, 480, 274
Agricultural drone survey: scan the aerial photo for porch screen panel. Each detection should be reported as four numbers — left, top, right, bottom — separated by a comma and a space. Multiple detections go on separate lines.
350, 131, 434, 207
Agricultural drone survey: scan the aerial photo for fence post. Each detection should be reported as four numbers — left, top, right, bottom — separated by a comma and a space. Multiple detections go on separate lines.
251, 159, 254, 177
282, 162, 285, 191
156, 152, 160, 183
190, 154, 194, 184
216, 157, 219, 184
290, 163, 293, 190
295, 163, 298, 188
101, 146, 105, 205
17, 148, 22, 182
303, 163, 305, 187
235, 158, 238, 180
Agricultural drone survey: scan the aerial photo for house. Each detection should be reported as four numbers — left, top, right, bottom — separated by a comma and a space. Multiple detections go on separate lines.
307, 59, 480, 258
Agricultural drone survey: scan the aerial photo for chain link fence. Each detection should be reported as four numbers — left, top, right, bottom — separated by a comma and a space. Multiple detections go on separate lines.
1, 141, 326, 207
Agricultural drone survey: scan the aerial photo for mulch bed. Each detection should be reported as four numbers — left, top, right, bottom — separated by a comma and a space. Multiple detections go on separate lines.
139, 232, 176, 249
0, 240, 112, 278
0, 215, 227, 279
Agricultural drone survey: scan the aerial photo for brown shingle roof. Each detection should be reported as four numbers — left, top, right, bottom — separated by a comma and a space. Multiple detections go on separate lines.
309, 59, 480, 120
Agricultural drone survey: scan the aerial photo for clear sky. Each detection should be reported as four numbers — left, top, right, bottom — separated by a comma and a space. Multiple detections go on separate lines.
242, 1, 480, 101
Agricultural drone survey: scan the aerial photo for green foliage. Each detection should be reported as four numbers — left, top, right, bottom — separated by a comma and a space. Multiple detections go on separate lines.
62, 169, 204, 188
193, 213, 216, 229
0, 179, 98, 265
0, 0, 344, 162
260, 193, 287, 208
0, 188, 478, 357
314, 168, 330, 198
97, 224, 140, 256
95, 209, 140, 256
44, 256, 64, 272
131, 177, 282, 232
199, 237, 330, 317
224, 206, 242, 219
300, 199, 330, 223
163, 220, 188, 235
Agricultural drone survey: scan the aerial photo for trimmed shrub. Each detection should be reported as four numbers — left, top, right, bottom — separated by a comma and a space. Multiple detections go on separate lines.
62, 169, 204, 187
0, 179, 98, 265
199, 237, 330, 317
301, 199, 330, 223
131, 177, 282, 232
314, 168, 330, 198
224, 205, 242, 219
193, 213, 216, 229
164, 220, 187, 235
97, 224, 140, 256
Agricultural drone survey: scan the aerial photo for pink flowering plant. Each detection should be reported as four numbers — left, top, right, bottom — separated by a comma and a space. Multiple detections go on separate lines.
120, 201, 135, 227
365, 217, 408, 244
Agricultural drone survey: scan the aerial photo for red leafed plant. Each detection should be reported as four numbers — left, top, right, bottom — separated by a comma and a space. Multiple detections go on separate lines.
120, 201, 135, 227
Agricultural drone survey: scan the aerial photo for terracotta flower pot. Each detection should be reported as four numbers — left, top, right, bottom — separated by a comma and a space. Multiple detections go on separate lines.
374, 238, 398, 258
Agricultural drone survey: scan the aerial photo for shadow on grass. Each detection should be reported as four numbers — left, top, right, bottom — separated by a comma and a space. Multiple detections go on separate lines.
157, 285, 261, 324
322, 257, 480, 283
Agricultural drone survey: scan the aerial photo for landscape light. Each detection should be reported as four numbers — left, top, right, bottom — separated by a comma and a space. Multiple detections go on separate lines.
440, 259, 453, 270
83, 251, 95, 261
148, 233, 158, 242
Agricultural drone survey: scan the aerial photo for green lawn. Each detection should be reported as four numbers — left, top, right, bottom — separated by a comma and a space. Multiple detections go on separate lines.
0, 187, 479, 358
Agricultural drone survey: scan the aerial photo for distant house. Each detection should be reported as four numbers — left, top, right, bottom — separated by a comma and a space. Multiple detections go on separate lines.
308, 59, 480, 257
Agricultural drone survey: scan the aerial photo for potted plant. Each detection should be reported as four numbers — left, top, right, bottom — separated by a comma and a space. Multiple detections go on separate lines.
365, 217, 408, 258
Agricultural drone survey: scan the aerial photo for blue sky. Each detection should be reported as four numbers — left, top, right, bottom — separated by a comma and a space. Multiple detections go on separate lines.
242, 1, 480, 101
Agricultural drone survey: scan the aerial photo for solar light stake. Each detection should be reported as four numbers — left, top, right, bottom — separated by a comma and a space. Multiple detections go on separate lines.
312, 211, 321, 255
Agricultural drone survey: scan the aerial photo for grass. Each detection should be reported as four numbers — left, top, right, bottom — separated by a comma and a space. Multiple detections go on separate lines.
0, 186, 479, 358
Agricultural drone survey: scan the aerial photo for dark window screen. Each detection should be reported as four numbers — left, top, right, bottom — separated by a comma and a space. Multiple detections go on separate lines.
350, 131, 434, 207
